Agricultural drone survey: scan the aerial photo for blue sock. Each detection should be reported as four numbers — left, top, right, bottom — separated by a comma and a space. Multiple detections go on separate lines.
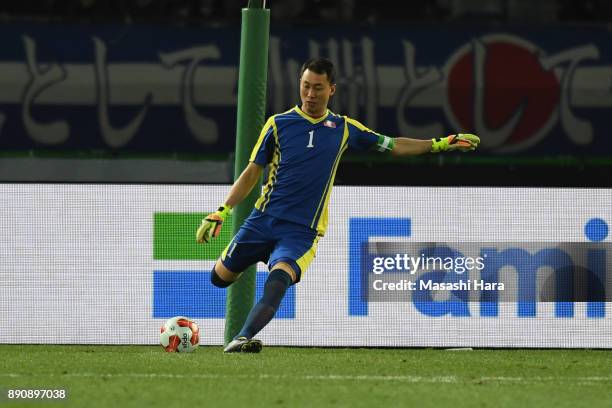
237, 269, 292, 339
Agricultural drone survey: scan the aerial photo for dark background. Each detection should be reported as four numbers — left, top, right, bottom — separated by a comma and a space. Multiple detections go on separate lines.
2, 0, 609, 25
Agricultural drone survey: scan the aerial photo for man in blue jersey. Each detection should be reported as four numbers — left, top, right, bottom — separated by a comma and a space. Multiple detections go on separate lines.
196, 57, 479, 353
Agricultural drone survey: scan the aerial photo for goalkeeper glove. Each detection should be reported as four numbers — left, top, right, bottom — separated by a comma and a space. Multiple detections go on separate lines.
431, 133, 480, 153
196, 204, 232, 244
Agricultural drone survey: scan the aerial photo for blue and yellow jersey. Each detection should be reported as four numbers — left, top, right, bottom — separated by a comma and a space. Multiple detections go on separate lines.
249, 106, 386, 235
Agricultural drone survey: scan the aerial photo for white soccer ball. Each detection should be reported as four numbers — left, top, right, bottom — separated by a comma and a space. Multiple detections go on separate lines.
160, 316, 200, 353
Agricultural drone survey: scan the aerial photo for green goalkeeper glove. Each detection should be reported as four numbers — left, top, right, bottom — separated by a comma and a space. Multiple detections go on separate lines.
196, 204, 232, 244
431, 133, 480, 153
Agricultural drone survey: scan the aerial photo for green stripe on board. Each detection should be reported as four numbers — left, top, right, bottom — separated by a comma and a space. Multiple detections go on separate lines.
154, 213, 233, 260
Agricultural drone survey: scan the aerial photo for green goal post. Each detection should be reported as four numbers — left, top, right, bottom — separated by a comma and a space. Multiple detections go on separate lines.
224, 0, 270, 345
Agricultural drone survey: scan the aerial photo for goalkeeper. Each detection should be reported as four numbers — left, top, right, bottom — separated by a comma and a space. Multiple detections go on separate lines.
196, 57, 479, 353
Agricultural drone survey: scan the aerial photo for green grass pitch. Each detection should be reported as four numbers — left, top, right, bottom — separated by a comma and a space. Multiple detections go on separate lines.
1, 345, 610, 407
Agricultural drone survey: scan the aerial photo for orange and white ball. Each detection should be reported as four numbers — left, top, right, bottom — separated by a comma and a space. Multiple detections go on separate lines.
160, 316, 200, 353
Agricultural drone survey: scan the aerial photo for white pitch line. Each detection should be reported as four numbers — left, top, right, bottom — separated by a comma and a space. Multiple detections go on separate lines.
0, 373, 611, 384
0, 373, 456, 383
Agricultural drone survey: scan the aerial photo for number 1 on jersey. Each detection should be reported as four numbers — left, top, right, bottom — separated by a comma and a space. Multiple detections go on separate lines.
307, 130, 315, 148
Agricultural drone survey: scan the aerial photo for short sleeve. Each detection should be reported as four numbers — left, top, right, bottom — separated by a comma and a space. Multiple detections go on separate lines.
249, 116, 276, 166
345, 117, 380, 151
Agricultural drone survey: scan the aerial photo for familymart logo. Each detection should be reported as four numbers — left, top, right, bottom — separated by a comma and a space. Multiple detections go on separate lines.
152, 212, 295, 318
349, 217, 609, 318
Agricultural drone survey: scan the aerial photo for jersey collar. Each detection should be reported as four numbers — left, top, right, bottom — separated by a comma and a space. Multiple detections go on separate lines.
294, 106, 330, 124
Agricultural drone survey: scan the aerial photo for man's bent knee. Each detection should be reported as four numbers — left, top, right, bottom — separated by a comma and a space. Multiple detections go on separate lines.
269, 262, 297, 283
211, 260, 241, 288
211, 268, 231, 288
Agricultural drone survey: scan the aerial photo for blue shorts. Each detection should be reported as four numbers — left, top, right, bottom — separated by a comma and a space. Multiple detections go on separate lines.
220, 209, 321, 283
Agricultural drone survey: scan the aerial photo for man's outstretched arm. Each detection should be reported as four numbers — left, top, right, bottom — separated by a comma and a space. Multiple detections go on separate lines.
196, 162, 263, 244
389, 138, 433, 156
387, 134, 480, 156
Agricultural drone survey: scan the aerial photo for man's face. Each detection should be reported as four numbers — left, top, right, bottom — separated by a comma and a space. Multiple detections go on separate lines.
300, 68, 336, 117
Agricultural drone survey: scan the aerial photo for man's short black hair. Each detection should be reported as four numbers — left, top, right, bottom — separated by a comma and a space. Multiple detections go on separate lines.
300, 57, 336, 84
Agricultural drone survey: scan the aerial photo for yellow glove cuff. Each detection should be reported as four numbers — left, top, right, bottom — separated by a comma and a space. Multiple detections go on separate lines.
430, 137, 448, 153
217, 204, 232, 219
